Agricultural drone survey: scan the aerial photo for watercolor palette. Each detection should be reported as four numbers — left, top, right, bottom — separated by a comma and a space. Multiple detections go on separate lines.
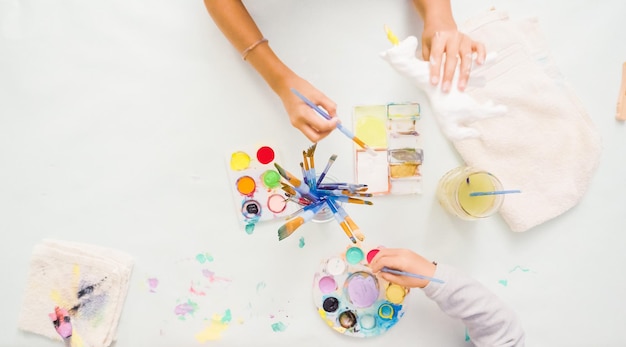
226, 145, 298, 231
353, 103, 423, 195
312, 244, 409, 337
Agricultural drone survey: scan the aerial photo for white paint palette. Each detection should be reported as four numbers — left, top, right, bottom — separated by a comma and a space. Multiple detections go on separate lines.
353, 103, 423, 195
225, 145, 298, 232
312, 244, 409, 338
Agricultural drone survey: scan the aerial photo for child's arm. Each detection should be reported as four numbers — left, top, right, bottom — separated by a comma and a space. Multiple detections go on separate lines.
412, 0, 486, 92
424, 264, 525, 346
202, 0, 338, 142
370, 248, 525, 346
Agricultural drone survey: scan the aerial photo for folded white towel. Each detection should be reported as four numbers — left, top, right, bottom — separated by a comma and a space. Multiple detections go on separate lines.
381, 9, 602, 232
18, 239, 133, 347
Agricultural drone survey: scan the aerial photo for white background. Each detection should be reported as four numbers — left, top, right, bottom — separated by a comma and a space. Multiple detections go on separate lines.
1, 0, 625, 346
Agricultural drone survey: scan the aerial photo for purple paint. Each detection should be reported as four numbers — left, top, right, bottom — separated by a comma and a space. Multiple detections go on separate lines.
346, 272, 379, 308
174, 300, 198, 319
318, 276, 337, 293
148, 278, 159, 293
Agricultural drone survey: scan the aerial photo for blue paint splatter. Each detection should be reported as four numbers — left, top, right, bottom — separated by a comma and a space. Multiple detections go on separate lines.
465, 327, 471, 341
509, 265, 530, 273
221, 309, 232, 323
271, 321, 287, 332
498, 279, 508, 287
196, 253, 214, 264
298, 237, 305, 248
245, 223, 255, 234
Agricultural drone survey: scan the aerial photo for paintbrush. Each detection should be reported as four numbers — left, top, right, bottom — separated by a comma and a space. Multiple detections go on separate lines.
332, 195, 373, 205
274, 163, 318, 201
316, 189, 373, 198
381, 267, 445, 284
325, 198, 357, 243
291, 88, 377, 156
307, 144, 317, 187
316, 154, 337, 187
332, 199, 365, 241
278, 201, 326, 240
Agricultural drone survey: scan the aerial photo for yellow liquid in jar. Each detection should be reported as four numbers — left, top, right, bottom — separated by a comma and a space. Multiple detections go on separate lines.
457, 172, 498, 217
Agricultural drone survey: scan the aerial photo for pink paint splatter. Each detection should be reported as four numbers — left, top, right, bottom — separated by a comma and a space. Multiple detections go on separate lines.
189, 281, 206, 296
148, 278, 159, 293
202, 269, 232, 284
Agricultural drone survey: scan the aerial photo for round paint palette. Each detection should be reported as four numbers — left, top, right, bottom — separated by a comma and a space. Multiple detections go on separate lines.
312, 244, 409, 337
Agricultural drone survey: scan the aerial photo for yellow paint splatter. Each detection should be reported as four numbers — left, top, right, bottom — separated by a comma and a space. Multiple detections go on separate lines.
317, 308, 334, 328
195, 314, 230, 343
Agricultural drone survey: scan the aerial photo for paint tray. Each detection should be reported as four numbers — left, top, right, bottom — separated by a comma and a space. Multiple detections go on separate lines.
353, 103, 423, 195
225, 144, 298, 231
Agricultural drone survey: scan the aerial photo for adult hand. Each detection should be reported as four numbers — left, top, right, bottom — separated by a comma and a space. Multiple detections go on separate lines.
368, 248, 437, 289
421, 28, 486, 92
277, 76, 339, 143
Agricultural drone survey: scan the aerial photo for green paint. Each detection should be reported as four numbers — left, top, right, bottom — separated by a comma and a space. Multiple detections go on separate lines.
245, 223, 255, 234
221, 309, 232, 323
498, 279, 508, 287
298, 237, 305, 248
465, 327, 471, 341
271, 321, 287, 332
509, 265, 530, 273
196, 253, 214, 264
345, 246, 364, 264
256, 281, 266, 293
263, 170, 281, 188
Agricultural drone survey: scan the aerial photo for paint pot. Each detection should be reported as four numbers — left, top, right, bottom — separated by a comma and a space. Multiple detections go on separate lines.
366, 249, 380, 264
262, 169, 281, 189
325, 257, 346, 276
344, 271, 379, 308
230, 151, 251, 171
385, 284, 406, 304
322, 296, 339, 313
311, 175, 343, 223
359, 314, 377, 330
378, 303, 394, 320
338, 310, 357, 329
241, 200, 261, 219
267, 194, 287, 214
318, 276, 337, 294
256, 146, 275, 164
345, 247, 364, 265
236, 176, 256, 196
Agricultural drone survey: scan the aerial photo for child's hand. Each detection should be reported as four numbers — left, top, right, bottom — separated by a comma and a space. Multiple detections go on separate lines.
277, 76, 339, 143
421, 28, 486, 92
369, 248, 437, 288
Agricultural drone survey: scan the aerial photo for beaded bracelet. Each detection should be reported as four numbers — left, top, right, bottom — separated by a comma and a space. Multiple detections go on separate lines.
241, 37, 268, 60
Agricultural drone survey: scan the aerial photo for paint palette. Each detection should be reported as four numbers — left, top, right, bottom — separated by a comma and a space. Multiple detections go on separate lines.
353, 103, 423, 195
226, 145, 298, 231
312, 244, 409, 337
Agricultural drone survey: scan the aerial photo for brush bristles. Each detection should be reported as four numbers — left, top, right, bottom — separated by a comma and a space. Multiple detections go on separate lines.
277, 217, 305, 240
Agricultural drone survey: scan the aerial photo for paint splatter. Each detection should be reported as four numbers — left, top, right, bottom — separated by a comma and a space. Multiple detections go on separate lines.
148, 278, 159, 293
298, 237, 305, 248
271, 321, 287, 332
498, 279, 508, 287
465, 327, 471, 341
509, 265, 531, 273
195, 310, 232, 342
202, 269, 232, 285
189, 281, 207, 296
196, 253, 214, 264
245, 223, 255, 234
256, 281, 266, 294
174, 299, 198, 320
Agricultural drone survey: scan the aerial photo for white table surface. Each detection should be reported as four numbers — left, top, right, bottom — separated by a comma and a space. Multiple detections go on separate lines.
1, 0, 625, 346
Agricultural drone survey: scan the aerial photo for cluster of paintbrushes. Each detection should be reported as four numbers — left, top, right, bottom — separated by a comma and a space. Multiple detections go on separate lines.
275, 144, 373, 243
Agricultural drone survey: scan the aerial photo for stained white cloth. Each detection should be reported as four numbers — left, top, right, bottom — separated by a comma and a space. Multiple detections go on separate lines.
18, 239, 133, 347
381, 9, 602, 232
424, 264, 525, 346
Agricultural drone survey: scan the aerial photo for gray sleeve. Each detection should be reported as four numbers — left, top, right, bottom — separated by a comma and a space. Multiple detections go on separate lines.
422, 263, 525, 347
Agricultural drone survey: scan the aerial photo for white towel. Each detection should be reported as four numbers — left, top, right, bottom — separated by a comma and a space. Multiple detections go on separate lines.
381, 9, 602, 232
18, 239, 134, 347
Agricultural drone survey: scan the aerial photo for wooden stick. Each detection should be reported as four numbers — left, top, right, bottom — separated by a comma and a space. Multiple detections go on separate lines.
617, 62, 626, 121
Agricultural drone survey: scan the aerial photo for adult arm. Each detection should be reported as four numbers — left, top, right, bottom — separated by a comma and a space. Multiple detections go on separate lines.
203, 0, 338, 142
412, 0, 486, 91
